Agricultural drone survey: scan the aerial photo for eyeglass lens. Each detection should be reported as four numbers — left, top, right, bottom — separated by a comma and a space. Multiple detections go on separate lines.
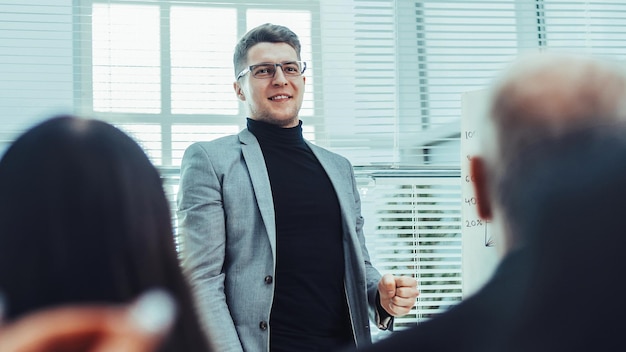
252, 62, 303, 78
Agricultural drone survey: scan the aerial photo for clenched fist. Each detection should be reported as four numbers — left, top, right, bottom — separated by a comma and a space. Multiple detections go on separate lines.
378, 274, 419, 316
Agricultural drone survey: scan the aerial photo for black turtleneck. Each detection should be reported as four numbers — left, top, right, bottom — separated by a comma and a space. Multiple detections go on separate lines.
247, 118, 354, 351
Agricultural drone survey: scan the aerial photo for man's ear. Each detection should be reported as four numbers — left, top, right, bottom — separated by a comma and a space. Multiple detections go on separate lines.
233, 81, 246, 101
470, 156, 493, 220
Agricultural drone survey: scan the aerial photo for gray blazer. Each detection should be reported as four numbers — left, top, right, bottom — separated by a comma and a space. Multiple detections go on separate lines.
177, 129, 384, 352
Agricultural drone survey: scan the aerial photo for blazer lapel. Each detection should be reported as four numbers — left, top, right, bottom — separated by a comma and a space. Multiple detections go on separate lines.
306, 141, 355, 236
239, 129, 277, 259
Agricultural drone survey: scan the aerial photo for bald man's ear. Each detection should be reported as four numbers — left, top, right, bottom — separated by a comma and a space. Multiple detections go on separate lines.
470, 156, 493, 220
233, 81, 246, 101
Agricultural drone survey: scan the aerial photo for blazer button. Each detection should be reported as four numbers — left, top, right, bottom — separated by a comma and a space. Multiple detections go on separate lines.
264, 275, 273, 284
259, 321, 268, 331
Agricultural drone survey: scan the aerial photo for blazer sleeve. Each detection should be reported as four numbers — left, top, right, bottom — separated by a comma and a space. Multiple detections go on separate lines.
348, 163, 395, 331
177, 142, 244, 352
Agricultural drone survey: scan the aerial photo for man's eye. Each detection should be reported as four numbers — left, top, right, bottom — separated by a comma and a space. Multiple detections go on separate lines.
284, 66, 298, 72
254, 66, 273, 75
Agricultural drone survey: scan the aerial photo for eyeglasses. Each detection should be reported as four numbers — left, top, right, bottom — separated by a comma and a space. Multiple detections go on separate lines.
236, 61, 306, 80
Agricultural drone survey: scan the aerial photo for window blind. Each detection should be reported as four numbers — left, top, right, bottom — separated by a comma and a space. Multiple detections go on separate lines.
0, 1, 75, 156
2, 0, 626, 332
3, 1, 626, 160
359, 174, 462, 333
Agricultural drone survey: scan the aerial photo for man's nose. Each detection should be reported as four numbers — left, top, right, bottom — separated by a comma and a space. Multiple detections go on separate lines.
272, 66, 288, 85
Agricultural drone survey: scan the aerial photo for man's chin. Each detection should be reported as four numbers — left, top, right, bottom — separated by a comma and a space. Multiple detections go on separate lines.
274, 116, 300, 128
255, 112, 299, 127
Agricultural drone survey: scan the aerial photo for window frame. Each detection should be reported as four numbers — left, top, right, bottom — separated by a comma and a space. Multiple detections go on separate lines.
74, 0, 321, 167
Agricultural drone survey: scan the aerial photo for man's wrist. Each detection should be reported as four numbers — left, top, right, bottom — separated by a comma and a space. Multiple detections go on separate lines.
375, 292, 393, 330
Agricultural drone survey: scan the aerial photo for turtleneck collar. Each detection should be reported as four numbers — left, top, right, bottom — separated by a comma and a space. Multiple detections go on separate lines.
247, 118, 305, 146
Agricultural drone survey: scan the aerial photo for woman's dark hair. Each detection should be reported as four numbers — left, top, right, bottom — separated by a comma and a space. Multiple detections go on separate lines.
0, 115, 212, 351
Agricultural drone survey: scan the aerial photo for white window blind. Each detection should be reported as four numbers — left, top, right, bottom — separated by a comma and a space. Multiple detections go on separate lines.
359, 174, 462, 333
2, 0, 626, 332
0, 0, 75, 156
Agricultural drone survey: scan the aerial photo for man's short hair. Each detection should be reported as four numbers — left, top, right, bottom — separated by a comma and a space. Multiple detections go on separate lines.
233, 23, 302, 78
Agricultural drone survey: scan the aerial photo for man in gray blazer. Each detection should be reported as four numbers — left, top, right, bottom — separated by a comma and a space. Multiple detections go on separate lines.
177, 23, 419, 352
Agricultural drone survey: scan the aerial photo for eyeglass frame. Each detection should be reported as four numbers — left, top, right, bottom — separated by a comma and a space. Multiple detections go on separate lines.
236, 61, 307, 80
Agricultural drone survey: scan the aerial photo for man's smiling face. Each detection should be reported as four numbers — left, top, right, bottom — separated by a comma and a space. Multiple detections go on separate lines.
234, 42, 306, 128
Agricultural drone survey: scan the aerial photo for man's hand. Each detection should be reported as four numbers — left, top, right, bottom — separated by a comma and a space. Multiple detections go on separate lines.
378, 273, 419, 317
